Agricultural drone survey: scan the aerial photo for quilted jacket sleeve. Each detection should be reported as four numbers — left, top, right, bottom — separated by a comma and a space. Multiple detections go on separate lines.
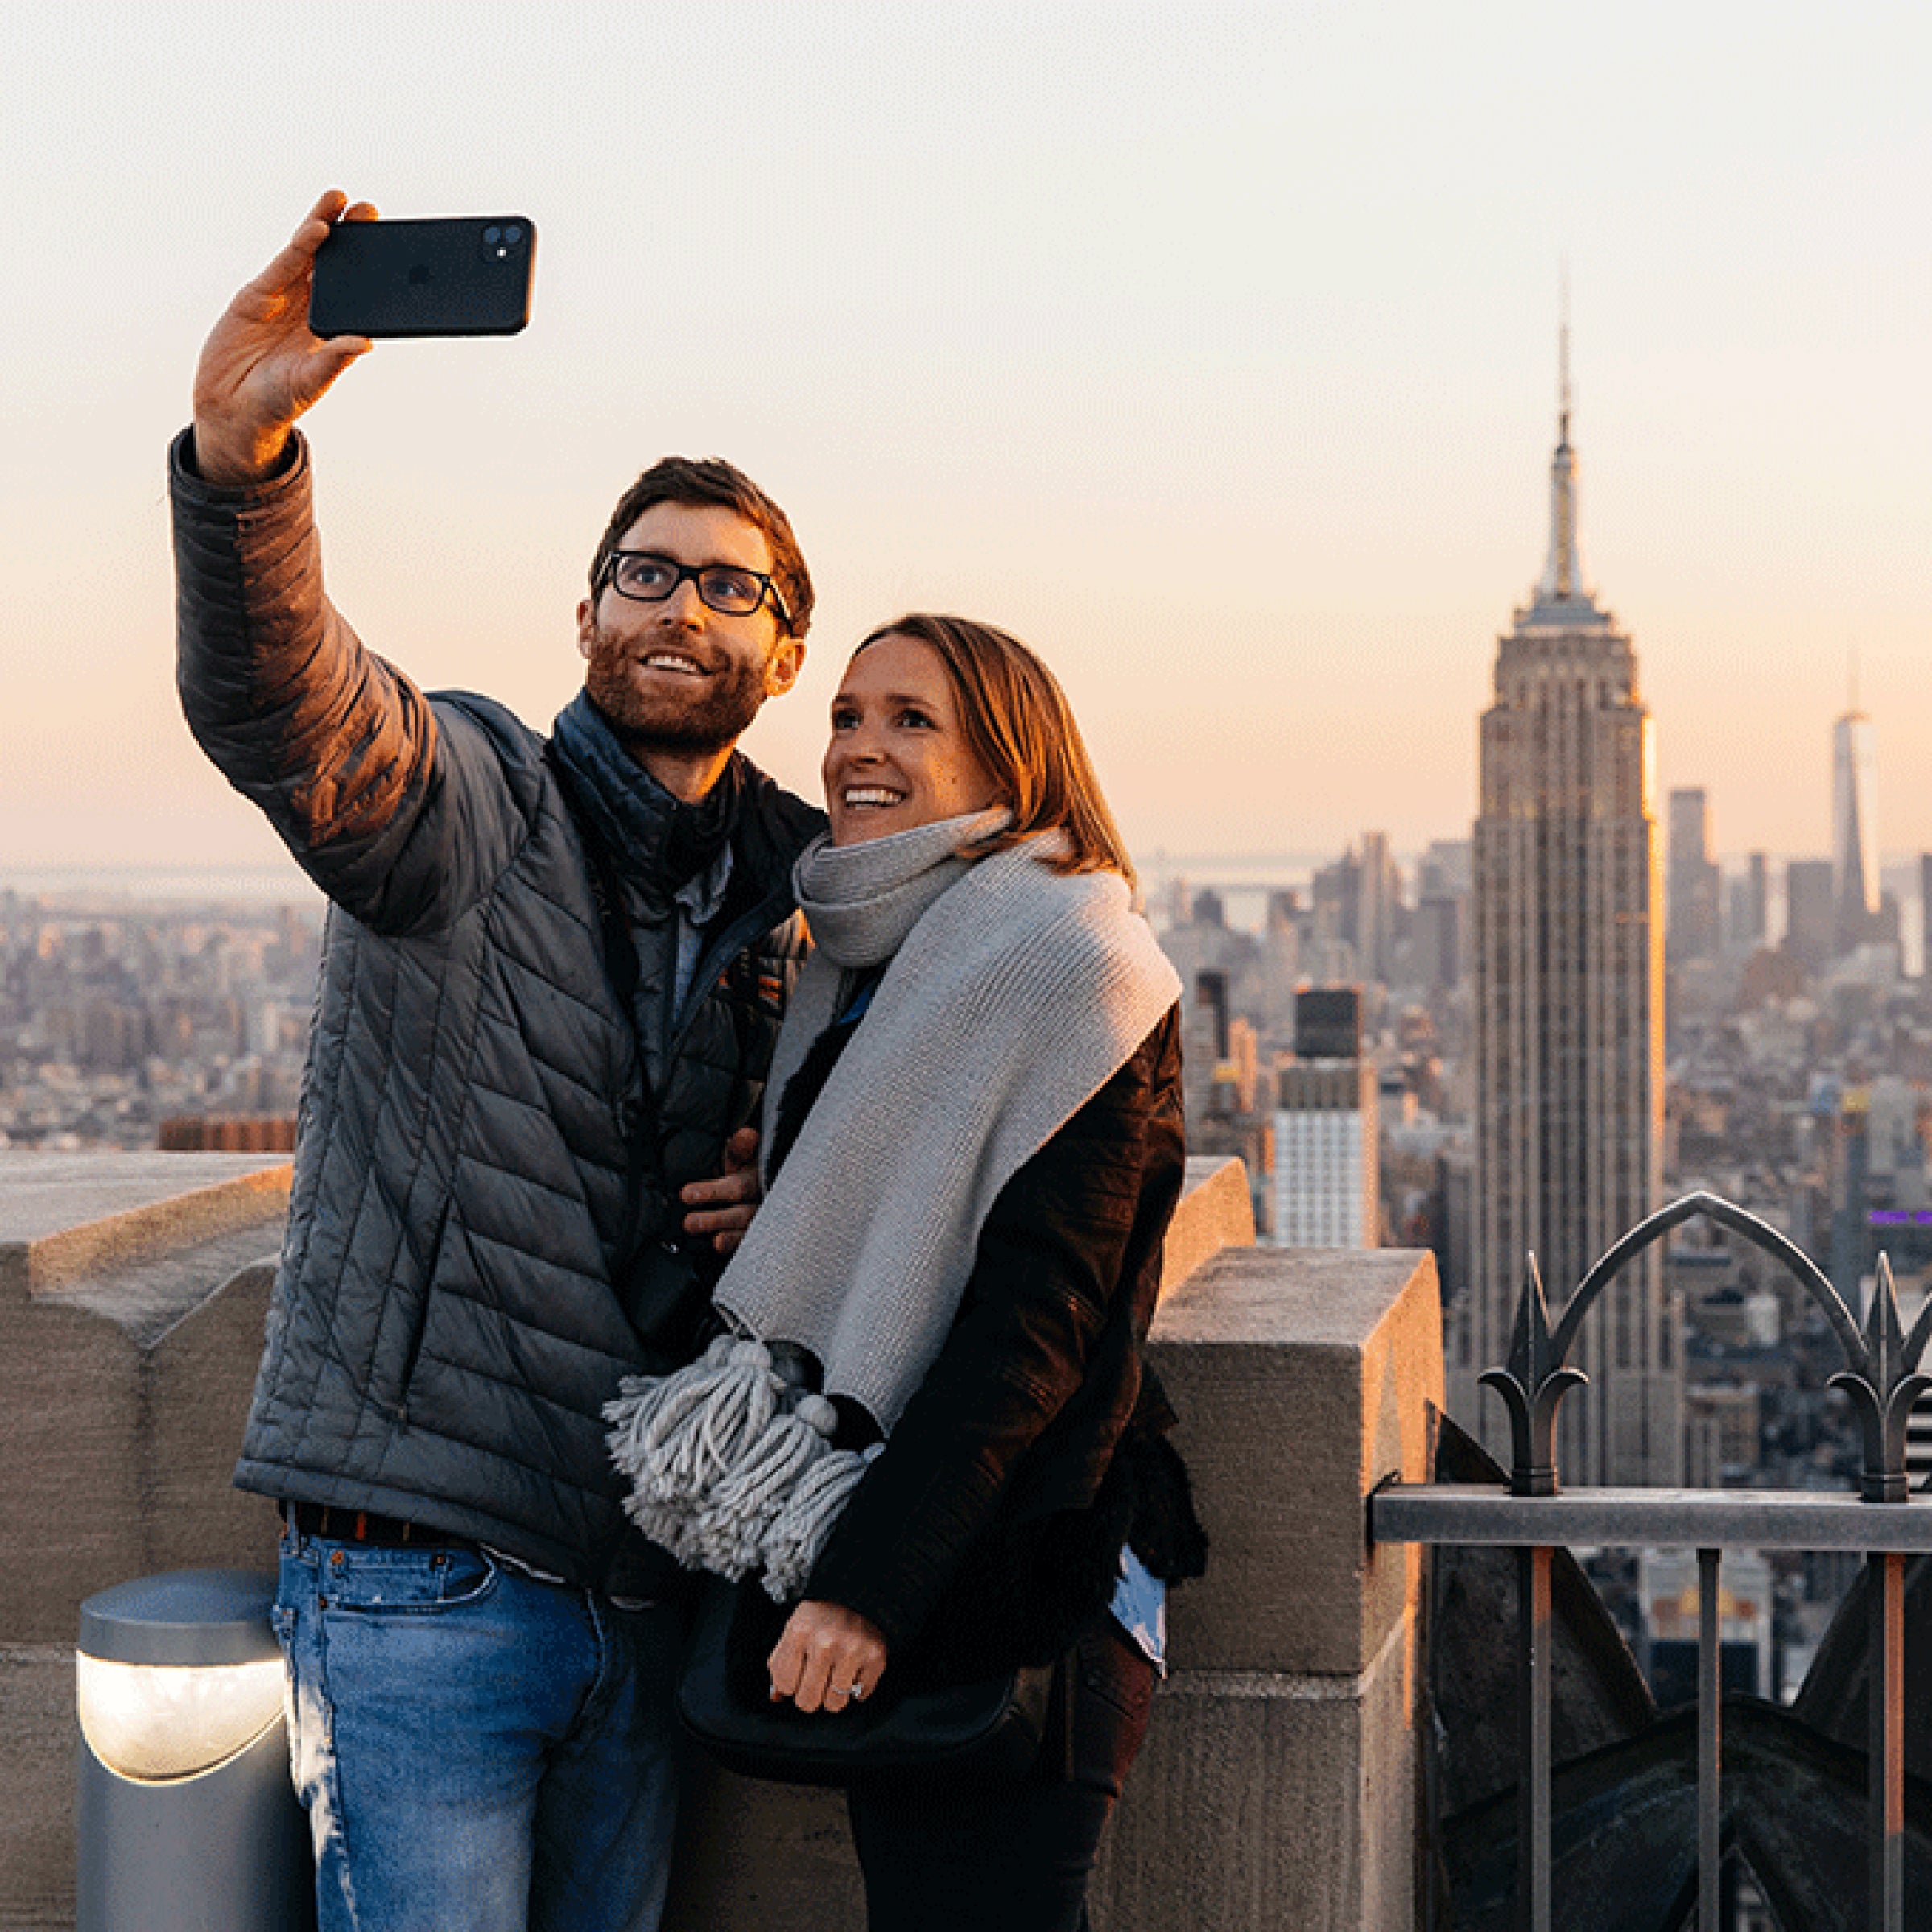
170, 427, 532, 934
802, 1009, 1184, 1657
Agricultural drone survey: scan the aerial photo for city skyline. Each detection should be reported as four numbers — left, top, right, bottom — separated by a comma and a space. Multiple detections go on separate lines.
4, 4, 1930, 870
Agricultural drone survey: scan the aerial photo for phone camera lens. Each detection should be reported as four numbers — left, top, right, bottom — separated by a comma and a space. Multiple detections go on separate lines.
483, 225, 502, 245
503, 224, 523, 245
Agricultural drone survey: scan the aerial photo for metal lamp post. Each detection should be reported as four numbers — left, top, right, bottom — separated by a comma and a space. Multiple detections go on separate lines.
76, 1568, 312, 1932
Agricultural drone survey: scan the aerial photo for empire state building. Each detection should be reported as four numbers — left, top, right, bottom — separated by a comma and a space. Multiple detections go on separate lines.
1454, 342, 1682, 1487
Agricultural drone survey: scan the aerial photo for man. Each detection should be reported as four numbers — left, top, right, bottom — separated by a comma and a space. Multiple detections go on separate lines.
172, 192, 824, 1932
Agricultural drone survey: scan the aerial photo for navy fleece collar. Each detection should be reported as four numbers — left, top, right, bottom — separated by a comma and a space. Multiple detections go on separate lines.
549, 691, 745, 902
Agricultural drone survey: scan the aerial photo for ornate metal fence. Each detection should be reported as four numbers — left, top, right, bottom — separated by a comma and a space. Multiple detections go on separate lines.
1368, 1191, 1932, 1931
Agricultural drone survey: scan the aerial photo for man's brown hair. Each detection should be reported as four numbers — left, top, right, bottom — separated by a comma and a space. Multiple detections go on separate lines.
590, 457, 814, 637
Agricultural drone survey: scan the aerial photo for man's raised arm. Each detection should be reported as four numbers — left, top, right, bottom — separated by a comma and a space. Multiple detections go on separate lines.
174, 192, 526, 935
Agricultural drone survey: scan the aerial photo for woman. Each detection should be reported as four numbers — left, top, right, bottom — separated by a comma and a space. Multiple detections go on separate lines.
609, 613, 1204, 1931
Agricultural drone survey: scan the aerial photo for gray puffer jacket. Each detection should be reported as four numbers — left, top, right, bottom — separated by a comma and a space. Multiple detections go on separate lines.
171, 431, 823, 1587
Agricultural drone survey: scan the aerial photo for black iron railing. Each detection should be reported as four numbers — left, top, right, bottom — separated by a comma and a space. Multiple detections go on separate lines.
1368, 1191, 1932, 1932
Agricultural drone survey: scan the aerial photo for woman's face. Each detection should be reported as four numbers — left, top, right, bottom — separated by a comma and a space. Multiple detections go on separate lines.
823, 633, 1005, 846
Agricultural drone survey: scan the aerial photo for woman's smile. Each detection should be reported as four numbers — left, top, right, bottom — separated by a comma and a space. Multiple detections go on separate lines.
822, 632, 1002, 845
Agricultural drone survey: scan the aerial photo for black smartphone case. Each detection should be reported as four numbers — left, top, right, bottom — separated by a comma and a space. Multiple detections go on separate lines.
308, 217, 535, 338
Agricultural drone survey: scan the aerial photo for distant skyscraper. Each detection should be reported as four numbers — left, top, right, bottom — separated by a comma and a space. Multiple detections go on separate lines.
1455, 331, 1681, 1487
1834, 703, 1880, 956
1414, 839, 1471, 991
1785, 859, 1836, 972
1181, 968, 1230, 1129
1274, 989, 1379, 1249
1737, 851, 1769, 954
1666, 787, 1720, 965
1358, 831, 1397, 985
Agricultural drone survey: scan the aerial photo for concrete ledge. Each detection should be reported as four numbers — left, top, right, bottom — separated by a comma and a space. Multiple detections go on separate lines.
0, 1153, 1443, 1932
1093, 1616, 1418, 1932
1151, 1246, 1442, 1678
0, 1154, 292, 1932
147, 1261, 287, 1575
0, 1253, 284, 1643
0, 1152, 290, 1299
1162, 1154, 1257, 1289
0, 1646, 72, 1932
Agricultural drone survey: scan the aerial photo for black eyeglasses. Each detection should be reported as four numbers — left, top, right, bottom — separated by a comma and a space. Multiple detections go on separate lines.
600, 551, 792, 630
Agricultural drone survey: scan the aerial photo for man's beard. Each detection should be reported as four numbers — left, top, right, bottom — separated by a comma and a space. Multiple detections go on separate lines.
582, 622, 768, 755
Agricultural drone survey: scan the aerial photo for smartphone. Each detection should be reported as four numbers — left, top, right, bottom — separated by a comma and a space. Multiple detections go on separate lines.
308, 216, 535, 339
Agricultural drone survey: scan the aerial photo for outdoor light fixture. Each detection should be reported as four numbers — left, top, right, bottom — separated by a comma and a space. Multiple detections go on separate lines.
78, 1652, 285, 1783
76, 1569, 312, 1932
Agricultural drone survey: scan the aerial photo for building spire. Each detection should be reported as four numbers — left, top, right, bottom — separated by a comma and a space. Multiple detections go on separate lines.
1558, 262, 1572, 446
1535, 272, 1590, 607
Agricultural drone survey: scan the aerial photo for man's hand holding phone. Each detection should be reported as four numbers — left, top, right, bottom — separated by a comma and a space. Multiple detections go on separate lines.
192, 193, 536, 488
192, 190, 378, 488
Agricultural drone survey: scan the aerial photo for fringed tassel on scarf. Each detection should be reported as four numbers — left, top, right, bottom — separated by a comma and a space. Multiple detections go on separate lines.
609, 1337, 786, 1497
688, 1393, 839, 1577
606, 1336, 784, 1560
759, 1442, 883, 1602
606, 1344, 857, 1586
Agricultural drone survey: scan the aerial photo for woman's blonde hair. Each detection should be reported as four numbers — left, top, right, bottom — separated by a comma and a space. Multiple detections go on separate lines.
852, 613, 1136, 886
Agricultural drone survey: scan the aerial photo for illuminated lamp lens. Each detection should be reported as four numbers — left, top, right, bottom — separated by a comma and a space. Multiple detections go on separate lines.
76, 1653, 286, 1784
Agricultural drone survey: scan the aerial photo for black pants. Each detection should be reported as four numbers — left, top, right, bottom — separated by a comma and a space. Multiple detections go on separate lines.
846, 1616, 1156, 1932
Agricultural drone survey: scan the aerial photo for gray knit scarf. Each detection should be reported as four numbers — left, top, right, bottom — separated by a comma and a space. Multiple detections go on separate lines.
606, 807, 1180, 1599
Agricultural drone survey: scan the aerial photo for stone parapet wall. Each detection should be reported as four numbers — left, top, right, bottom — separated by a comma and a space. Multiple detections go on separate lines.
0, 1152, 1441, 1932
1095, 1242, 1440, 1930
0, 1154, 292, 1931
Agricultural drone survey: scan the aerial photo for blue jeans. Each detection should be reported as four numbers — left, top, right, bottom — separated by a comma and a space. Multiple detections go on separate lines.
275, 1526, 691, 1932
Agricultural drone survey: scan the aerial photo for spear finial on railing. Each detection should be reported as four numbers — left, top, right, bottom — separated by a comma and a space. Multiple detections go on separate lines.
1828, 1253, 1932, 1504
1480, 1253, 1587, 1496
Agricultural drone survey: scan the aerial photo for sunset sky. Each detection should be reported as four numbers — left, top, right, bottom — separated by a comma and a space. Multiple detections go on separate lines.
4, 2, 1928, 878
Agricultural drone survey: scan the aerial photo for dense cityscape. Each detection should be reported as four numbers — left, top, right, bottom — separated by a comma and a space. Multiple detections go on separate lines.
0, 884, 317, 1153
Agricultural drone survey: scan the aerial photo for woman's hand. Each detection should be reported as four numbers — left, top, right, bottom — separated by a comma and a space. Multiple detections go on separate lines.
767, 1600, 888, 1713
